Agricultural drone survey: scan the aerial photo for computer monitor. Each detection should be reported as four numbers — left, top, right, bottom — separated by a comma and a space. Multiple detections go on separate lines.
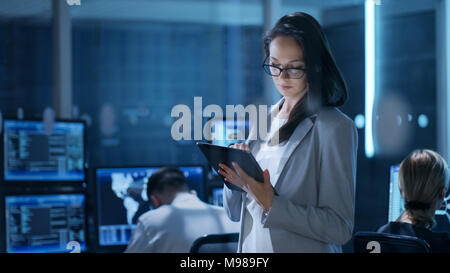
388, 165, 450, 232
434, 189, 450, 232
208, 119, 249, 176
388, 165, 403, 222
4, 193, 87, 253
95, 165, 205, 247
3, 120, 85, 181
211, 187, 223, 207
211, 119, 249, 147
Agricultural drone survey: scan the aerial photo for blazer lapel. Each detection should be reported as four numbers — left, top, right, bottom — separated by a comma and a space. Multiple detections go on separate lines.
273, 113, 316, 192
245, 97, 285, 153
245, 96, 316, 191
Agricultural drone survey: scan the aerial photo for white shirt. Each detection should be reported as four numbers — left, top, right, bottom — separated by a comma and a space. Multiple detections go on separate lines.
125, 193, 240, 253
241, 116, 288, 253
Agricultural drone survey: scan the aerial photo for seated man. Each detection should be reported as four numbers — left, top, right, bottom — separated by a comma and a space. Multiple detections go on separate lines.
377, 149, 450, 253
125, 167, 239, 253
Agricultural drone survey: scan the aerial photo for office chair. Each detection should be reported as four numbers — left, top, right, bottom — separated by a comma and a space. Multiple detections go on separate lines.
190, 232, 239, 253
353, 231, 431, 253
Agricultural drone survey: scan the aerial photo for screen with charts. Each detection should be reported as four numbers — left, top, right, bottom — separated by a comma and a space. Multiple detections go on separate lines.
388, 165, 450, 232
4, 194, 86, 253
211, 119, 249, 147
3, 120, 85, 181
388, 165, 403, 222
211, 187, 223, 207
96, 166, 205, 246
209, 119, 249, 176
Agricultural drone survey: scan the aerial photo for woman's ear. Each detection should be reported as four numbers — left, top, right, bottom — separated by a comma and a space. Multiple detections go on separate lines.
150, 194, 162, 209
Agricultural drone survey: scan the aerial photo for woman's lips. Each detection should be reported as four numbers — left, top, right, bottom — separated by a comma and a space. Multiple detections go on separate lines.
281, 85, 292, 90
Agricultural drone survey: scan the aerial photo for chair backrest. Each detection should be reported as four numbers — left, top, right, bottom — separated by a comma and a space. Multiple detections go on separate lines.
190, 233, 239, 253
353, 231, 431, 253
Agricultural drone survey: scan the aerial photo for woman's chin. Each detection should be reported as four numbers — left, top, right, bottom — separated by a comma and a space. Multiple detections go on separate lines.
277, 89, 292, 97
277, 89, 301, 99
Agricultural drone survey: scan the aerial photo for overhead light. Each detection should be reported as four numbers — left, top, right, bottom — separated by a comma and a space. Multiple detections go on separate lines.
365, 0, 375, 158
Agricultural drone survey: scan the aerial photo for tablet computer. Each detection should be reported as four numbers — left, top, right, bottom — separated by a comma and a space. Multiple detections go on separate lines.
196, 142, 264, 193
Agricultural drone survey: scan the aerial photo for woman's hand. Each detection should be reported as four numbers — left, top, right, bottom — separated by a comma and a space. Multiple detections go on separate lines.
218, 162, 274, 212
229, 142, 250, 152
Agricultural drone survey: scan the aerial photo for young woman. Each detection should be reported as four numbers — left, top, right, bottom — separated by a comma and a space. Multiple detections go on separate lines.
377, 149, 450, 253
218, 12, 358, 252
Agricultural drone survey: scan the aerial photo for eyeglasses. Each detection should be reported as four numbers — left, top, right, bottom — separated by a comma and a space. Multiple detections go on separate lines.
262, 63, 306, 79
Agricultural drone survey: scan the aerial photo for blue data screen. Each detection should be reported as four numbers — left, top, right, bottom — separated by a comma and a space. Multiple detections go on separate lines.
3, 120, 85, 181
5, 194, 86, 253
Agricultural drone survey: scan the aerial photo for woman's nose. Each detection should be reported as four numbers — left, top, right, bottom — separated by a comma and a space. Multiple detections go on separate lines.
279, 70, 289, 79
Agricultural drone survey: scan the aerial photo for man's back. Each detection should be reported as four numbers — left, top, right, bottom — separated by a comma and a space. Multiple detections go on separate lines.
125, 192, 240, 253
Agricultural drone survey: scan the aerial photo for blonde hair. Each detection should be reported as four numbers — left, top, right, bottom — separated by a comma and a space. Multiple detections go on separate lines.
398, 149, 449, 229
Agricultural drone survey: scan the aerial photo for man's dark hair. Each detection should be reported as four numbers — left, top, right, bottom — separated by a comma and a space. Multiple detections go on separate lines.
146, 167, 189, 198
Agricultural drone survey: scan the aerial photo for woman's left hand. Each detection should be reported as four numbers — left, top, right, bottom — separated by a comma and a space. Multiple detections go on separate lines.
218, 162, 274, 212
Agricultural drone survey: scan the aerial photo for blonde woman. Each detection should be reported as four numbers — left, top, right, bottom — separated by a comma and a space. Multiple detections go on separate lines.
378, 149, 450, 253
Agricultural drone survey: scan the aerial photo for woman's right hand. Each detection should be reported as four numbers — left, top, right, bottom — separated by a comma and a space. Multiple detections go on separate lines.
229, 142, 250, 152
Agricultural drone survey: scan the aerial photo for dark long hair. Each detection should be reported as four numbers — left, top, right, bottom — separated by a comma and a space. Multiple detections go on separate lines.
264, 12, 348, 144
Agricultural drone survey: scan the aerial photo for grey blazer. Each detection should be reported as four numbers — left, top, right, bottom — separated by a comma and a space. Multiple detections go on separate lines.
223, 97, 358, 253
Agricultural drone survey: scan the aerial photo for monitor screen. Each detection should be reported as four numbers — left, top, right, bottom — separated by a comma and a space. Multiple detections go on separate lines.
434, 191, 450, 232
388, 165, 449, 232
388, 165, 403, 222
211, 119, 249, 147
211, 187, 223, 207
4, 194, 86, 253
96, 166, 205, 246
3, 120, 85, 181
209, 119, 249, 176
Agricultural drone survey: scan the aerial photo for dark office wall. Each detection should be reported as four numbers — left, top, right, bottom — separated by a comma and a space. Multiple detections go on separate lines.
0, 18, 264, 176
324, 9, 437, 251
72, 21, 263, 170
0, 19, 53, 118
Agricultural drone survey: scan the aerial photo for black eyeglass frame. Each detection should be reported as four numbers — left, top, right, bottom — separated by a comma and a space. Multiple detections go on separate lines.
262, 63, 307, 79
